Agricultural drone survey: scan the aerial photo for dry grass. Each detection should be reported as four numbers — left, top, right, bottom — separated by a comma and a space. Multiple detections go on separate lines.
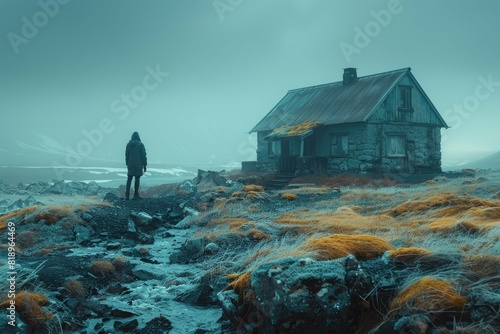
300, 234, 394, 261
225, 272, 252, 302
0, 290, 52, 330
281, 193, 299, 201
16, 230, 37, 251
112, 256, 129, 271
242, 185, 265, 192
388, 247, 432, 263
386, 193, 499, 218
37, 245, 75, 256
274, 208, 396, 236
91, 260, 115, 276
390, 277, 466, 312
64, 280, 86, 297
0, 206, 41, 228
462, 254, 500, 277
291, 173, 398, 188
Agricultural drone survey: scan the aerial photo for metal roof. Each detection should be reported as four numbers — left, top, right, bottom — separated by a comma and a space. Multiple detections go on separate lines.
250, 67, 429, 133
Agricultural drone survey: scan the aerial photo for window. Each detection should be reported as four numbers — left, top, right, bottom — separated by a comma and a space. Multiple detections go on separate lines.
330, 134, 349, 156
387, 136, 406, 157
399, 86, 412, 110
268, 141, 281, 157
290, 138, 300, 156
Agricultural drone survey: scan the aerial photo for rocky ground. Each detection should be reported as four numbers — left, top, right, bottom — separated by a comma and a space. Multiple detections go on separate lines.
0, 170, 499, 333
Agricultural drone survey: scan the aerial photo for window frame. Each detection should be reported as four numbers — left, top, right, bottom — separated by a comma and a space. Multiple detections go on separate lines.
268, 140, 281, 158
398, 85, 413, 111
330, 133, 349, 157
386, 134, 406, 157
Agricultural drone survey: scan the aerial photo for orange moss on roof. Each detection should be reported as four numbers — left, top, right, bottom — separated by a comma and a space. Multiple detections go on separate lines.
0, 290, 52, 329
388, 247, 432, 263
271, 121, 323, 137
390, 277, 466, 312
301, 234, 394, 261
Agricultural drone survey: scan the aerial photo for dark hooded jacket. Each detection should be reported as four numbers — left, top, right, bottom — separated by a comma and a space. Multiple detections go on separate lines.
125, 132, 147, 176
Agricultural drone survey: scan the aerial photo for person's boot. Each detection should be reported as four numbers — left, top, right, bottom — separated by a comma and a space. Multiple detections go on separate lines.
133, 192, 141, 200
125, 192, 130, 200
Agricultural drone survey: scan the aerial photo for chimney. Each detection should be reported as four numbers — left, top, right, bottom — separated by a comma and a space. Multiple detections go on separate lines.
343, 68, 357, 85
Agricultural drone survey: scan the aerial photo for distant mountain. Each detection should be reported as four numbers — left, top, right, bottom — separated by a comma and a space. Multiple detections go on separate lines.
459, 151, 500, 170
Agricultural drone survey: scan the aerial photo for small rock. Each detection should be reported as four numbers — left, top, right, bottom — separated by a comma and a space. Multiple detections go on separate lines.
106, 242, 121, 250
142, 315, 172, 333
130, 211, 153, 226
107, 282, 128, 294
80, 212, 93, 222
204, 242, 220, 255
74, 225, 94, 244
110, 309, 137, 318
174, 283, 215, 306
132, 268, 163, 280
119, 319, 139, 332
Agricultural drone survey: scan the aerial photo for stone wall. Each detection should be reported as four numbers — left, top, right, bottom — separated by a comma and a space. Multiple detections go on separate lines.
256, 131, 278, 172
255, 124, 442, 174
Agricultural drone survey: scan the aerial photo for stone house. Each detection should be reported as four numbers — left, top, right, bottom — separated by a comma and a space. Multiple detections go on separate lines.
249, 68, 448, 175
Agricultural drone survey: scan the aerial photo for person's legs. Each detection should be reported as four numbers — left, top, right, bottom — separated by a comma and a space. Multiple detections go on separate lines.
125, 175, 133, 200
133, 176, 141, 198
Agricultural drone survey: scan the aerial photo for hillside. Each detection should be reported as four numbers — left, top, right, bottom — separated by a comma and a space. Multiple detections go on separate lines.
0, 171, 499, 333
459, 150, 500, 170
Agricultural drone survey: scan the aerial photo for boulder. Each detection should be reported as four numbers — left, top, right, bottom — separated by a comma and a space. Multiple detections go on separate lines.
195, 169, 227, 193
130, 211, 153, 227
250, 257, 350, 333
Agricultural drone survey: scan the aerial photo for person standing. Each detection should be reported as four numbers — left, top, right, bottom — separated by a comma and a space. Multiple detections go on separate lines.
125, 131, 147, 200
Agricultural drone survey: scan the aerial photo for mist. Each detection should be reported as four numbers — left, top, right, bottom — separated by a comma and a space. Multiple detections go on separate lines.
1, 0, 499, 172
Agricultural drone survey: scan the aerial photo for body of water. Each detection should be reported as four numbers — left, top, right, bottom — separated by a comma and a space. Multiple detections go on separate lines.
0, 165, 201, 188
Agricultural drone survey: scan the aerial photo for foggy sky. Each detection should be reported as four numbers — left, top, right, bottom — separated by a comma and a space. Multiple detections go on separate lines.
1, 0, 499, 169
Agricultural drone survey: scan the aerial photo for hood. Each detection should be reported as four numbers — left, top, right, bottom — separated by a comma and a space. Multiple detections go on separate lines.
131, 131, 141, 141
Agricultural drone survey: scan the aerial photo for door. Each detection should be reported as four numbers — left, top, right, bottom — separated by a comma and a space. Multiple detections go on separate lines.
279, 140, 295, 173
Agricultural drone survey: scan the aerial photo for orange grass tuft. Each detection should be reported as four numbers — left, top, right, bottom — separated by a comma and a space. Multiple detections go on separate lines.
281, 193, 299, 201
225, 272, 252, 301
0, 290, 52, 329
34, 205, 80, 225
91, 260, 115, 276
390, 277, 466, 312
112, 256, 129, 271
301, 234, 394, 261
242, 185, 264, 192
462, 254, 500, 277
386, 193, 499, 218
64, 280, 86, 297
388, 247, 432, 263
246, 228, 271, 241
0, 206, 41, 227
